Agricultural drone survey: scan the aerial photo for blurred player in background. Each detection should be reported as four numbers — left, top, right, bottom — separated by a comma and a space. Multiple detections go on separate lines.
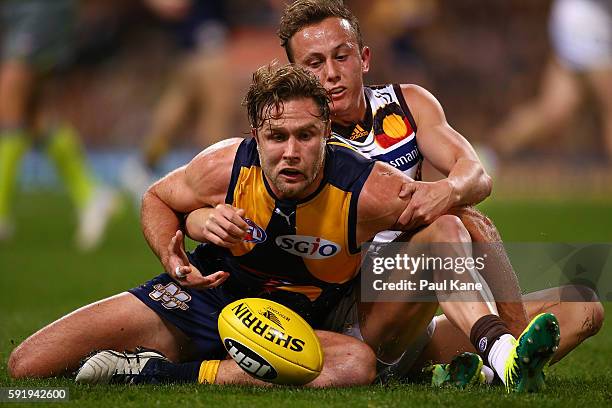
122, 0, 286, 207
492, 0, 612, 161
0, 0, 120, 250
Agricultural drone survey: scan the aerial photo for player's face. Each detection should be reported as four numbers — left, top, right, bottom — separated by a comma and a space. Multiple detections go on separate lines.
254, 98, 329, 200
289, 17, 370, 124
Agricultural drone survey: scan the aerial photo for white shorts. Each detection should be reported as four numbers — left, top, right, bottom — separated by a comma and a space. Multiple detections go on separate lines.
322, 282, 436, 382
550, 0, 612, 70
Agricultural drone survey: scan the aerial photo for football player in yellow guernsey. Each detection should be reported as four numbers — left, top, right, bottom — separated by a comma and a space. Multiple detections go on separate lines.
10, 63, 508, 388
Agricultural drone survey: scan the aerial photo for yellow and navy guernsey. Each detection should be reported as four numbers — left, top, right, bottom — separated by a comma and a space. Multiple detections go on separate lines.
190, 137, 374, 326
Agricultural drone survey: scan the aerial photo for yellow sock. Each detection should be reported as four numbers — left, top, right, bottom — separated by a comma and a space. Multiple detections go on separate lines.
45, 125, 95, 209
198, 360, 220, 384
0, 129, 30, 219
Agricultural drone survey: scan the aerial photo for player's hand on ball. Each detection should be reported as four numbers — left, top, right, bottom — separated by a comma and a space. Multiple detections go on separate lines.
187, 204, 248, 248
167, 230, 229, 289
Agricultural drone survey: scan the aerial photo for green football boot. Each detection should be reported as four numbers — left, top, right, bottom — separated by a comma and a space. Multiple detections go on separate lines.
428, 352, 485, 388
504, 312, 560, 393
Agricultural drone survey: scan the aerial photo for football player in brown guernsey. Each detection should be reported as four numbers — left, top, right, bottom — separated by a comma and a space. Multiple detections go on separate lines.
185, 0, 603, 390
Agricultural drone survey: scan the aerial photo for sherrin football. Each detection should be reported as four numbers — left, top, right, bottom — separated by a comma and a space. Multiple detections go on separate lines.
218, 298, 324, 385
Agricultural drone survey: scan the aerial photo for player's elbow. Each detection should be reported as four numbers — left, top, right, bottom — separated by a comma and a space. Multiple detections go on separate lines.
480, 171, 493, 200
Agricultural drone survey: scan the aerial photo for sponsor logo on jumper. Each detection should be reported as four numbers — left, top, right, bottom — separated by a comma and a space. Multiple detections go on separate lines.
371, 137, 420, 171
149, 283, 191, 310
244, 218, 267, 243
275, 235, 341, 259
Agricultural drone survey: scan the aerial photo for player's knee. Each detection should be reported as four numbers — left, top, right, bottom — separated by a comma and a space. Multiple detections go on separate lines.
345, 339, 377, 385
582, 291, 605, 338
336, 337, 376, 385
591, 299, 605, 337
430, 214, 470, 243
565, 285, 605, 338
454, 206, 502, 242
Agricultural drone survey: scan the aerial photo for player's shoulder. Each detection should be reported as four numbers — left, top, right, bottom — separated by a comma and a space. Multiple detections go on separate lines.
396, 83, 438, 102
186, 138, 243, 193
396, 83, 446, 122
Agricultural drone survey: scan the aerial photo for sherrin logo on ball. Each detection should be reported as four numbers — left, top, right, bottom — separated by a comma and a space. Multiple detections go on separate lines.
218, 298, 324, 385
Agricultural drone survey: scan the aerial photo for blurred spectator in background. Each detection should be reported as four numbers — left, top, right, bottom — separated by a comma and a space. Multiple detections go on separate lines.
491, 0, 612, 162
349, 0, 437, 86
0, 0, 120, 249
122, 0, 285, 207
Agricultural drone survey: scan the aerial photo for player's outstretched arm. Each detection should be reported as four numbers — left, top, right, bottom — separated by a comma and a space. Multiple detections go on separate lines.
141, 138, 242, 274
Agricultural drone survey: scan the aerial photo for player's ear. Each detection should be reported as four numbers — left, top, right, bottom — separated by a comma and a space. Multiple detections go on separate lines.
361, 46, 371, 74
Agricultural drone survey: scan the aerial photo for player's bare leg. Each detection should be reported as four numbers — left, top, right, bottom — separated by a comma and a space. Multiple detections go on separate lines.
358, 214, 496, 363
412, 285, 604, 368
8, 292, 196, 378
522, 285, 604, 363
585, 67, 612, 161
492, 58, 582, 157
76, 330, 376, 387
449, 206, 528, 336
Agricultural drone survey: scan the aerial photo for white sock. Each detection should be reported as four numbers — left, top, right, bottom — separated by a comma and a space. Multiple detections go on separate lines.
481, 365, 495, 384
487, 334, 516, 384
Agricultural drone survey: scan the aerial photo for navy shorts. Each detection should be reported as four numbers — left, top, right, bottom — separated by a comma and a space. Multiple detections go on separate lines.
129, 273, 238, 360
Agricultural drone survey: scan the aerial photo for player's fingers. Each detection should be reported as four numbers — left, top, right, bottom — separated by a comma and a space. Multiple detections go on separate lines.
219, 206, 249, 231
188, 271, 229, 289
208, 209, 247, 239
205, 221, 244, 244
204, 271, 230, 288
174, 265, 190, 280
398, 181, 417, 199
172, 230, 190, 264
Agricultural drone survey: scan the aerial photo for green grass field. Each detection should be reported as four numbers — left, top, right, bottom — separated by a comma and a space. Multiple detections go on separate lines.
1, 193, 610, 407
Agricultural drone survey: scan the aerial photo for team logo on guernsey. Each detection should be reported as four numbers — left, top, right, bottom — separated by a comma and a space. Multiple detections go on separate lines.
275, 235, 341, 259
244, 218, 267, 243
373, 102, 414, 149
149, 283, 191, 310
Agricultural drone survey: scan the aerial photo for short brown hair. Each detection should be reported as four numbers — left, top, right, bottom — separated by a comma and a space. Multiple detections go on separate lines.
278, 0, 363, 62
244, 63, 331, 129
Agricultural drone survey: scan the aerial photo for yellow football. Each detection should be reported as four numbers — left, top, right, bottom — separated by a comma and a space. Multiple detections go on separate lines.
218, 298, 324, 385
